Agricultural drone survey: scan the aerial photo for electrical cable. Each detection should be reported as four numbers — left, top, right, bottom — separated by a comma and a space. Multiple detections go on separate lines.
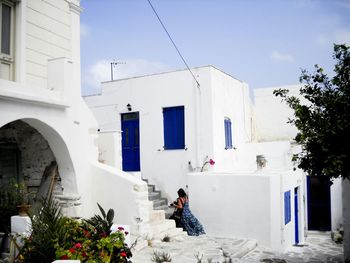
146, 0, 200, 88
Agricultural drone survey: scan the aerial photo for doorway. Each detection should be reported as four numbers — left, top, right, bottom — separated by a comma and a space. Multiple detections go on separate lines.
294, 187, 299, 244
121, 112, 140, 171
307, 176, 331, 231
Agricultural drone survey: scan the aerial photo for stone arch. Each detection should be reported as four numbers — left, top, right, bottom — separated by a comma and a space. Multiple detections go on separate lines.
0, 118, 77, 199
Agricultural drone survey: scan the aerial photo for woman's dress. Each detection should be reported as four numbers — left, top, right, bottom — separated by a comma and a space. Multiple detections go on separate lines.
181, 201, 205, 236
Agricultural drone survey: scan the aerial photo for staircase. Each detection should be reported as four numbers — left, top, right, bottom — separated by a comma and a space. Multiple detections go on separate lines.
146, 182, 174, 219
127, 180, 187, 250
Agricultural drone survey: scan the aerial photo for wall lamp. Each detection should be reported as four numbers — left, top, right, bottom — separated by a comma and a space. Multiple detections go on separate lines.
126, 103, 132, 112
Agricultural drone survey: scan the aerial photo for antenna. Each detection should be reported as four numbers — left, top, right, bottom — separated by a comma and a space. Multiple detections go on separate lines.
110, 60, 126, 81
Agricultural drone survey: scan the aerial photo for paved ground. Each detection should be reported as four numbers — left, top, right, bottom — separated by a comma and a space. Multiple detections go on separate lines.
242, 232, 343, 263
132, 232, 343, 263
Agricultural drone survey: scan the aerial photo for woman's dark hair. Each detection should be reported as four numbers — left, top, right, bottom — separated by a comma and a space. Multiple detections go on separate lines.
177, 188, 187, 198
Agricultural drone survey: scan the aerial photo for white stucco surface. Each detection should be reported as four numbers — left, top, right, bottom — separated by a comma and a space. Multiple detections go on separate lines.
84, 66, 254, 201
1, 0, 151, 228
188, 170, 304, 252
254, 85, 301, 142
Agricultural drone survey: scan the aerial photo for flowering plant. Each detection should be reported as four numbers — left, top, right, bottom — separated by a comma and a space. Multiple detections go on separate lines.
55, 220, 131, 262
200, 156, 215, 172
18, 199, 132, 263
54, 208, 132, 263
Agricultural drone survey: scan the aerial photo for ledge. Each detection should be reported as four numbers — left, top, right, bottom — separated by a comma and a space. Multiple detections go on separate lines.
0, 80, 69, 109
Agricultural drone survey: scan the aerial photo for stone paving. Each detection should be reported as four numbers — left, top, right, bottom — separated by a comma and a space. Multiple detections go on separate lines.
132, 235, 257, 263
132, 232, 343, 263
242, 232, 343, 263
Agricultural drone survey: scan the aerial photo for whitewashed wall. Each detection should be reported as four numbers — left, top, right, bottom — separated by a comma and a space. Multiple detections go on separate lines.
210, 68, 252, 172
254, 85, 301, 142
0, 0, 152, 225
188, 170, 304, 251
85, 67, 218, 201
85, 66, 258, 201
331, 178, 343, 231
254, 85, 343, 233
26, 0, 72, 89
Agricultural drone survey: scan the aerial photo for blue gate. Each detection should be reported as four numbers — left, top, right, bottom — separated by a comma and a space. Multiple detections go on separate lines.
294, 187, 299, 244
121, 112, 140, 171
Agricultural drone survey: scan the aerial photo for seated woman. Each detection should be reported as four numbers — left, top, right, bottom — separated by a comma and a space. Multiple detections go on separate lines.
173, 188, 205, 236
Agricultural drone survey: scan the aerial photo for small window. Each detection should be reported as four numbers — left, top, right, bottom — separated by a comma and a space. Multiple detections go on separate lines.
284, 190, 291, 225
224, 118, 233, 149
163, 106, 185, 150
0, 1, 14, 80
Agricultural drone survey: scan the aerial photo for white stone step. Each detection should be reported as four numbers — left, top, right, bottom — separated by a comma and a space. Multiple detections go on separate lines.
153, 225, 187, 241
149, 209, 165, 222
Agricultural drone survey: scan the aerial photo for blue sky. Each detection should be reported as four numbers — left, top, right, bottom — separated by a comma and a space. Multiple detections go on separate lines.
80, 0, 350, 96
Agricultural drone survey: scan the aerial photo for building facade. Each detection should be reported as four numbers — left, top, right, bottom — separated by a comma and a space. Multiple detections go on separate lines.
0, 1, 175, 242
84, 66, 337, 251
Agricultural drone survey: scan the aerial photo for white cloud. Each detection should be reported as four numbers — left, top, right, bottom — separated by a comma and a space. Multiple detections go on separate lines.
82, 59, 173, 95
80, 23, 90, 38
270, 51, 294, 63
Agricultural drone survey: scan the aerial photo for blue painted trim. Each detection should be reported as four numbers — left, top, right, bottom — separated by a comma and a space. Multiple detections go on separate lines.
294, 187, 299, 244
284, 190, 291, 225
163, 106, 185, 150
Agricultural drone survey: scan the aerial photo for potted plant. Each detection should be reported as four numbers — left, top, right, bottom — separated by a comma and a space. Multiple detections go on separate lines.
15, 182, 32, 216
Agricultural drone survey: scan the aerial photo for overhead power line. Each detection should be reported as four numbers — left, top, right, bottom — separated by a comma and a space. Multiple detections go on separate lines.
146, 0, 200, 88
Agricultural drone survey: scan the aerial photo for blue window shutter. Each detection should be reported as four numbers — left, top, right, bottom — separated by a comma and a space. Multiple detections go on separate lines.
228, 120, 232, 148
163, 106, 185, 149
176, 107, 185, 149
284, 190, 291, 225
224, 118, 233, 149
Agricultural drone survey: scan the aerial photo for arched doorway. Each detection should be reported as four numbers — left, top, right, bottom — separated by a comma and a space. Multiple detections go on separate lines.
0, 119, 79, 216
0, 120, 62, 197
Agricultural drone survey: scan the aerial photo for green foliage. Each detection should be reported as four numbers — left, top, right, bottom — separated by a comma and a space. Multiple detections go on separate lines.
18, 202, 132, 263
18, 196, 66, 263
84, 203, 114, 237
0, 180, 34, 231
274, 44, 350, 179
0, 181, 20, 233
151, 250, 172, 262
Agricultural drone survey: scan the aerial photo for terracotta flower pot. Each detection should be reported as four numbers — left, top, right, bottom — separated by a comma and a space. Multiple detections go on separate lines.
17, 204, 31, 216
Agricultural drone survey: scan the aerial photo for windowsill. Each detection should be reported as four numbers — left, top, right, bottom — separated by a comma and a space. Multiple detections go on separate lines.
0, 79, 69, 108
163, 147, 187, 151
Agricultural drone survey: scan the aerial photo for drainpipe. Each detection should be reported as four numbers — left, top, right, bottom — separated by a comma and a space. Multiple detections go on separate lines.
194, 75, 201, 171
280, 173, 285, 250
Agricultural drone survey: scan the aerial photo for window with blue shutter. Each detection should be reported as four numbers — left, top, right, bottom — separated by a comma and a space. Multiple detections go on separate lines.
284, 190, 291, 225
163, 106, 185, 150
224, 118, 233, 149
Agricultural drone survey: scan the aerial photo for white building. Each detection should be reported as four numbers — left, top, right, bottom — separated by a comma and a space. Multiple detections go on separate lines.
0, 0, 178, 242
84, 66, 342, 251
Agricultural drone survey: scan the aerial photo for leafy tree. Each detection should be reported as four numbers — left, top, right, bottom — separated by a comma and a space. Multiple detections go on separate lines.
273, 44, 350, 179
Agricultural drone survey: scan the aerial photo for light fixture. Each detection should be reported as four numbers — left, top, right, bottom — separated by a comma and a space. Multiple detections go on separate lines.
127, 103, 132, 111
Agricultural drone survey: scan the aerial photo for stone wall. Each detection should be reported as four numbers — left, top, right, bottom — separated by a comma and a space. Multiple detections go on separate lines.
0, 120, 59, 195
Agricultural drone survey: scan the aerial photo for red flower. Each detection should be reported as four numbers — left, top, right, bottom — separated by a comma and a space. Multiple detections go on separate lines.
69, 248, 76, 254
100, 232, 107, 238
74, 243, 82, 249
209, 159, 215, 165
125, 231, 129, 236
118, 226, 124, 231
120, 252, 127, 257
82, 252, 87, 257
83, 230, 91, 237
60, 255, 69, 259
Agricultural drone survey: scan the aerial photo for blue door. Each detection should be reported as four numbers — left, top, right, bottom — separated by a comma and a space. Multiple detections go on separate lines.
294, 187, 299, 244
121, 112, 140, 171
307, 176, 331, 231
